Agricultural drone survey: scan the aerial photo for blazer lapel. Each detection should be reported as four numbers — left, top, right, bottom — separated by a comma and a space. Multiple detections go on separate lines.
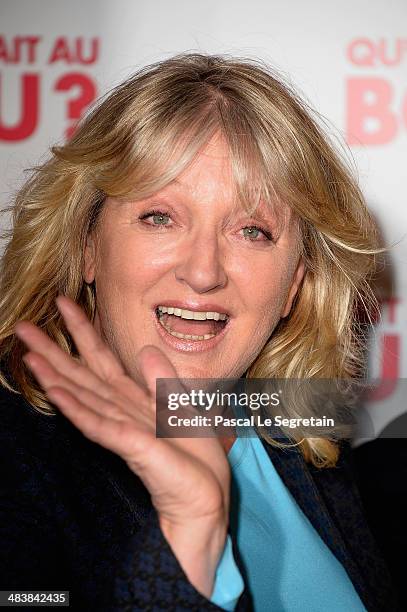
261, 438, 378, 611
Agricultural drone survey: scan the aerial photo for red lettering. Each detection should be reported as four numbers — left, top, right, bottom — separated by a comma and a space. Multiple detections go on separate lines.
380, 297, 400, 325
48, 37, 72, 64
0, 36, 15, 62
0, 36, 41, 64
347, 37, 407, 67
367, 334, 400, 401
346, 78, 397, 145
54, 72, 97, 139
75, 37, 99, 65
347, 38, 375, 67
48, 37, 99, 65
0, 73, 39, 141
25, 36, 41, 63
378, 38, 405, 67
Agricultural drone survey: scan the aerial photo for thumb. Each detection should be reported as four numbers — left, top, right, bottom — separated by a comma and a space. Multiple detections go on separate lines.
137, 346, 187, 437
137, 344, 180, 398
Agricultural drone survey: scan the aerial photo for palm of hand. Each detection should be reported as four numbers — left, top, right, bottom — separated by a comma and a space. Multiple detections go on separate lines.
15, 296, 230, 528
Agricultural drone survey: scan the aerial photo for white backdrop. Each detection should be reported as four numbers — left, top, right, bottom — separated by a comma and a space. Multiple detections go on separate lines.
1, 0, 406, 439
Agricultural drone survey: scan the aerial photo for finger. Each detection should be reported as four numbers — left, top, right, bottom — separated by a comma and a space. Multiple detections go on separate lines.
23, 352, 121, 419
23, 351, 80, 396
15, 320, 112, 399
135, 345, 192, 429
56, 295, 124, 379
137, 345, 180, 398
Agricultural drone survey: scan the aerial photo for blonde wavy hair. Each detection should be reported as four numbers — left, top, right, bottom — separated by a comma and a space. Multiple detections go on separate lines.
0, 53, 379, 467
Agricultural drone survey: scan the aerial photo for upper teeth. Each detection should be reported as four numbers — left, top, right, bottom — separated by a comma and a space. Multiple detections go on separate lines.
157, 306, 228, 321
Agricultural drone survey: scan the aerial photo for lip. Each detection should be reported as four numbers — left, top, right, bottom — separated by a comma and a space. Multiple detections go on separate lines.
152, 305, 231, 353
153, 300, 232, 317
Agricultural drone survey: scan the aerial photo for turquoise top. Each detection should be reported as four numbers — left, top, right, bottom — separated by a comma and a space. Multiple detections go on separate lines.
210, 433, 366, 611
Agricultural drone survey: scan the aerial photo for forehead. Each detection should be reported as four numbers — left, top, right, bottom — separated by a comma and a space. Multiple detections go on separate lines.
167, 134, 233, 196
102, 131, 296, 234
151, 134, 294, 225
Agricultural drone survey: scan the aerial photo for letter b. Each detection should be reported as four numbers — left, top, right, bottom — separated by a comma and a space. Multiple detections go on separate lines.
346, 78, 397, 145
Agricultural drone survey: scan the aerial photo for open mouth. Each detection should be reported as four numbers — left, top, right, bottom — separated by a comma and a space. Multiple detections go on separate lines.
155, 306, 229, 341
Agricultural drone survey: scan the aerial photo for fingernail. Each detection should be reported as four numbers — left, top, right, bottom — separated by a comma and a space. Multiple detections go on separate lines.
14, 322, 29, 338
22, 352, 34, 367
56, 295, 74, 314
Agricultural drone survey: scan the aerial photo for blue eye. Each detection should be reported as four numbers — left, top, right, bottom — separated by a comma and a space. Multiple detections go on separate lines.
139, 210, 171, 226
242, 225, 272, 241
138, 212, 273, 241
152, 213, 170, 225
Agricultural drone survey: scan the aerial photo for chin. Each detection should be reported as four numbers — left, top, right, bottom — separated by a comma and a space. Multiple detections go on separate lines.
173, 364, 218, 380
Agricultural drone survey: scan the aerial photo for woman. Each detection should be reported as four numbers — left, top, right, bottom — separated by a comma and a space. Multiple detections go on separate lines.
0, 53, 399, 611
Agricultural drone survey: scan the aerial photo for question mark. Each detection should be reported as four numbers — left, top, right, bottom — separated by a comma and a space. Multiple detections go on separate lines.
54, 72, 97, 139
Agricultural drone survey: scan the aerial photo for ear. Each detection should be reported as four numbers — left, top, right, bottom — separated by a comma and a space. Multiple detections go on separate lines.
281, 258, 305, 318
83, 231, 97, 284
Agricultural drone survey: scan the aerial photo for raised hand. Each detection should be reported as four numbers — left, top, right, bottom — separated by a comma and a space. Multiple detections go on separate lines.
14, 295, 230, 598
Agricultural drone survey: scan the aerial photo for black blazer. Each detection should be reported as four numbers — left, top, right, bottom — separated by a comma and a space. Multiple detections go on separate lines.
0, 385, 400, 611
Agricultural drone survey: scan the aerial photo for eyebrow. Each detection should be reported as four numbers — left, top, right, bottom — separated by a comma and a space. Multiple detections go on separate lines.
210, 204, 277, 235
166, 178, 183, 190
144, 181, 290, 227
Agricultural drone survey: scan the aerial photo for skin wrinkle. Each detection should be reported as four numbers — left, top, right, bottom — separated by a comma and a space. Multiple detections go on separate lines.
83, 134, 305, 381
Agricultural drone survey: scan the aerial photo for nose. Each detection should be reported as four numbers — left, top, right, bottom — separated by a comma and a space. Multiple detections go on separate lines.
174, 231, 228, 294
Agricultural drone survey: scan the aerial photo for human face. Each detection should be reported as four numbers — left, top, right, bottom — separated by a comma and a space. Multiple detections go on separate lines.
84, 134, 305, 381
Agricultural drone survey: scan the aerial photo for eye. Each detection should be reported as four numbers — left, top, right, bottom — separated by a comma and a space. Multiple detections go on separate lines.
242, 225, 273, 241
139, 209, 172, 226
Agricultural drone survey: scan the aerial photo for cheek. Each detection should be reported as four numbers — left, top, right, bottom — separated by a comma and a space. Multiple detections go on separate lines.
96, 235, 170, 295
238, 277, 289, 370
237, 254, 294, 319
